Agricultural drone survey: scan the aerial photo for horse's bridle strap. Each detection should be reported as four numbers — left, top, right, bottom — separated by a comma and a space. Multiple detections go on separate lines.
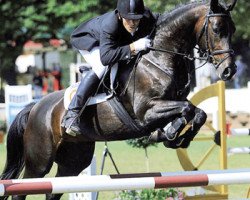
198, 11, 234, 68
211, 49, 234, 56
150, 11, 233, 64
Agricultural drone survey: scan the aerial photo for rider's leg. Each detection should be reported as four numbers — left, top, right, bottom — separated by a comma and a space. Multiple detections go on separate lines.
62, 70, 99, 135
61, 47, 107, 136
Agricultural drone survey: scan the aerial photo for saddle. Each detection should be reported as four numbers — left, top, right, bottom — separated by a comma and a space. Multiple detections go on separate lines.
64, 63, 144, 134
64, 65, 118, 110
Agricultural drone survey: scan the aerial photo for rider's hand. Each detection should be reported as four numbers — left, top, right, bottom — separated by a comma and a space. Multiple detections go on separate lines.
133, 37, 152, 53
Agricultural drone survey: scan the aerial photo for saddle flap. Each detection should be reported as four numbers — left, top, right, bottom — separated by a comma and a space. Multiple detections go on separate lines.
64, 65, 118, 110
64, 82, 113, 110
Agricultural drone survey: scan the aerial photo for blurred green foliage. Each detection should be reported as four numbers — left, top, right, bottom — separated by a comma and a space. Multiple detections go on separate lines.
117, 188, 183, 200
0, 120, 7, 133
0, 0, 249, 85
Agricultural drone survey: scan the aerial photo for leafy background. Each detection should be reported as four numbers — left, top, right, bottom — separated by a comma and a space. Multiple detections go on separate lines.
0, 0, 249, 89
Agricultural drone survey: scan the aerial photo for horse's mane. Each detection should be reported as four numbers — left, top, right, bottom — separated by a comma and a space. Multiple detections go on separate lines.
157, 0, 230, 27
156, 1, 206, 27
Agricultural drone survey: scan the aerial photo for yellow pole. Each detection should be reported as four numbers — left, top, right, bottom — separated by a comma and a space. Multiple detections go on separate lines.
177, 81, 228, 199
218, 81, 228, 194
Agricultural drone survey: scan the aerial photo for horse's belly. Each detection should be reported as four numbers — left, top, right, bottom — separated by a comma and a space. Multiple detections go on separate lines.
81, 103, 146, 141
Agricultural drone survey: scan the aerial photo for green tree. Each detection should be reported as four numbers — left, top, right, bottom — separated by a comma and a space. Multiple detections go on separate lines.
145, 0, 188, 13
144, 0, 250, 41
0, 0, 249, 88
230, 0, 250, 40
0, 0, 116, 86
126, 137, 157, 172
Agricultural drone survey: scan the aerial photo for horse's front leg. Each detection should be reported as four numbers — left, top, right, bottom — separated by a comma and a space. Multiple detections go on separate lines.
144, 99, 195, 141
165, 107, 207, 149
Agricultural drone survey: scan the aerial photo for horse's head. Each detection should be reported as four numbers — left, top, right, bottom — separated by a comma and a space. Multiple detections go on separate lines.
197, 0, 237, 81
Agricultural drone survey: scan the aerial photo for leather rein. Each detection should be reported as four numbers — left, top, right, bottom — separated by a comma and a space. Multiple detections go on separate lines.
120, 10, 234, 97
149, 11, 234, 70
140, 11, 234, 96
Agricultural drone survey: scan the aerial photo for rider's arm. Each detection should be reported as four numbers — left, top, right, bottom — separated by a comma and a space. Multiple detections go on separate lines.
99, 13, 133, 66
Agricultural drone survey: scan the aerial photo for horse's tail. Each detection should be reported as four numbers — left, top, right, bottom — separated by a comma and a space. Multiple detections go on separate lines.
0, 102, 36, 180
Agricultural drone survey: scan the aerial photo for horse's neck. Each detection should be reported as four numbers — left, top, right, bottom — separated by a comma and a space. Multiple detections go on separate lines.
119, 4, 209, 116
154, 4, 207, 52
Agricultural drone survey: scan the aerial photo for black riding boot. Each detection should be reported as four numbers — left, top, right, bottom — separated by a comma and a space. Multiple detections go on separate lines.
61, 70, 99, 136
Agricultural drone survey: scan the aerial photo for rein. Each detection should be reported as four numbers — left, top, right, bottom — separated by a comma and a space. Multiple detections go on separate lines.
141, 10, 235, 96
120, 10, 234, 98
148, 46, 207, 62
150, 11, 234, 69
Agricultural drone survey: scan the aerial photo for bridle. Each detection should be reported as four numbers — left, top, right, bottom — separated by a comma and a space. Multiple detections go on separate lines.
121, 9, 235, 97
197, 11, 234, 69
149, 10, 234, 70
140, 10, 235, 97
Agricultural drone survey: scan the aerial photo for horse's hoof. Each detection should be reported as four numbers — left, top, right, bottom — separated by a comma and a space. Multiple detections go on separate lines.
163, 118, 187, 141
148, 132, 158, 142
179, 140, 191, 148
149, 129, 174, 142
163, 141, 180, 149
163, 136, 185, 149
65, 128, 77, 136
148, 129, 164, 142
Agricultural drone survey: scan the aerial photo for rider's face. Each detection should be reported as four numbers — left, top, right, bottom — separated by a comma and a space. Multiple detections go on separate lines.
122, 18, 140, 34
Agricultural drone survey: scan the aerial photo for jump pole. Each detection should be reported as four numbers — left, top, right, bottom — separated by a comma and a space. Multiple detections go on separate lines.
0, 169, 250, 196
230, 128, 250, 136
227, 128, 250, 155
227, 147, 250, 155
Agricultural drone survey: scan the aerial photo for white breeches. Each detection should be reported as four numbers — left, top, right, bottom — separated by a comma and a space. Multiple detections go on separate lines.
79, 47, 107, 79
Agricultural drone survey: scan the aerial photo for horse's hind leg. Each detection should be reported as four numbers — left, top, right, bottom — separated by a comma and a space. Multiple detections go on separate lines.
11, 133, 56, 200
46, 141, 95, 200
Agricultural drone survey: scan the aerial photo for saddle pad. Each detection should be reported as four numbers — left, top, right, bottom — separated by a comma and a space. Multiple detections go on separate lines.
63, 82, 113, 110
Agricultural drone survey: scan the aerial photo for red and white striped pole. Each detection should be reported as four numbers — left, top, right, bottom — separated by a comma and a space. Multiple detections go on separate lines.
0, 169, 250, 196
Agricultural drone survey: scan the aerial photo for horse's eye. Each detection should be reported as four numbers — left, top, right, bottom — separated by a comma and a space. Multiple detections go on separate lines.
212, 24, 228, 36
212, 27, 220, 34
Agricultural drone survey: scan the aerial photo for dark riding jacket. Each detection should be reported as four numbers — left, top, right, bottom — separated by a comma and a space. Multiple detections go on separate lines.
71, 8, 159, 66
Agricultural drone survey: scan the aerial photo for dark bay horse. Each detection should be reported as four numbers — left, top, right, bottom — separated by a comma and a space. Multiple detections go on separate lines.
1, 0, 237, 199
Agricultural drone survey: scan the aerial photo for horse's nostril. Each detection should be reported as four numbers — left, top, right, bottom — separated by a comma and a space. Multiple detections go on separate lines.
221, 66, 236, 81
224, 68, 231, 77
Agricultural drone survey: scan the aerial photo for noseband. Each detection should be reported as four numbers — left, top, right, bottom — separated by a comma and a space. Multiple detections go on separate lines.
149, 11, 234, 69
127, 9, 235, 98
197, 11, 234, 69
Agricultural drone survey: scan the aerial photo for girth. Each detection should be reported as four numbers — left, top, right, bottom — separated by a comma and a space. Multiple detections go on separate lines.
108, 96, 148, 135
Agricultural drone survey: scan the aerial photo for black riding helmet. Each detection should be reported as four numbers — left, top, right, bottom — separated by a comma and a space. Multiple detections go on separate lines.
117, 0, 145, 20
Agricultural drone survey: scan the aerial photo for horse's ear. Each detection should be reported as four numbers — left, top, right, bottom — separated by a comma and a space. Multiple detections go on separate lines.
226, 0, 237, 11
210, 0, 219, 12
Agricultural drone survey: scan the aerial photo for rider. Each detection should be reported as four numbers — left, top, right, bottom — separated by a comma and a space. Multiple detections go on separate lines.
61, 0, 159, 136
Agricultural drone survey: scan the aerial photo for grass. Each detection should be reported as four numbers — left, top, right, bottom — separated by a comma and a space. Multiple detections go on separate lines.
0, 135, 249, 200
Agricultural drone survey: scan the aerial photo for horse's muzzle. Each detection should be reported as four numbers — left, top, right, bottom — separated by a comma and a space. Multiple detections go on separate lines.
220, 63, 237, 81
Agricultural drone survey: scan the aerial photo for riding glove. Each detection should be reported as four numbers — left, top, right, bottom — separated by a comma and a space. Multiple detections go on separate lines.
133, 37, 152, 53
